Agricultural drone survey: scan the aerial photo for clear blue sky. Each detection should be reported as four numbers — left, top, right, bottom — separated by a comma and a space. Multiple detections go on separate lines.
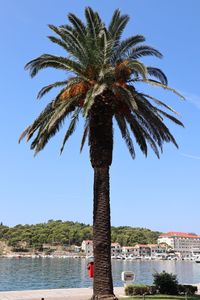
1, 0, 200, 233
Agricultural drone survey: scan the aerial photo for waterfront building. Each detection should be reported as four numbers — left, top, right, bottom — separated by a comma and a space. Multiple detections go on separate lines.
133, 244, 151, 257
132, 243, 167, 257
148, 244, 167, 256
81, 240, 93, 256
121, 246, 135, 256
81, 241, 121, 257
158, 232, 200, 256
111, 243, 121, 256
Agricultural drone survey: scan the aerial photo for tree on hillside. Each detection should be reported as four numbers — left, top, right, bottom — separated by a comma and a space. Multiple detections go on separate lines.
19, 8, 183, 299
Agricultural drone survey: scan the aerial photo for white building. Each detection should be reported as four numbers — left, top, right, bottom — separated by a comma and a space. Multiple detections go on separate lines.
127, 244, 167, 257
148, 244, 167, 258
158, 232, 200, 256
132, 244, 151, 257
81, 241, 121, 257
121, 246, 135, 256
81, 240, 93, 256
111, 243, 121, 256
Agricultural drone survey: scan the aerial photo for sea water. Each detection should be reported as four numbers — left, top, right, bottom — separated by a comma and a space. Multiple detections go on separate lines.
0, 257, 200, 291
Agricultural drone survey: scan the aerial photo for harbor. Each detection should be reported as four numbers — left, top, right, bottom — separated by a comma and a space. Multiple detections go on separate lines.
1, 257, 200, 292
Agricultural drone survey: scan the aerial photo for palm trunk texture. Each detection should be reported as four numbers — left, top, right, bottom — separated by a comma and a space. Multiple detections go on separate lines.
89, 94, 118, 300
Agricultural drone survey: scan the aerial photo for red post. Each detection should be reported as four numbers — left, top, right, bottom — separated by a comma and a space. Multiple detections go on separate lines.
87, 261, 94, 278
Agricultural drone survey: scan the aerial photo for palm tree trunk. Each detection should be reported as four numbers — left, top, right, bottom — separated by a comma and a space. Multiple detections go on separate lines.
89, 94, 118, 300
92, 167, 117, 299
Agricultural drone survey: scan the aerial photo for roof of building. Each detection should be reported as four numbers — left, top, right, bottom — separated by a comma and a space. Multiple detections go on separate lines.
134, 244, 165, 248
159, 232, 200, 238
157, 243, 169, 248
122, 246, 135, 249
82, 240, 93, 243
134, 244, 150, 248
111, 243, 121, 247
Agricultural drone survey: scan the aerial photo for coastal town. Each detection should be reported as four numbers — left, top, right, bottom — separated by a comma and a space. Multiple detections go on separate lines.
1, 231, 200, 262
66, 231, 200, 261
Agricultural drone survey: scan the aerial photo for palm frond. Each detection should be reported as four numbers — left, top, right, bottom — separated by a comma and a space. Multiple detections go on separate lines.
19, 94, 79, 154
68, 13, 87, 37
108, 11, 130, 46
98, 65, 115, 84
45, 102, 73, 134
31, 118, 63, 155
19, 101, 55, 143
83, 84, 107, 117
156, 109, 184, 127
37, 80, 69, 99
80, 117, 89, 152
94, 11, 103, 28
59, 23, 73, 31
18, 125, 31, 143
113, 85, 138, 111
48, 35, 87, 65
112, 35, 145, 62
100, 30, 114, 66
115, 114, 135, 159
47, 35, 69, 52
144, 80, 185, 100
48, 25, 88, 63
38, 77, 85, 101
82, 88, 95, 117
23, 103, 64, 154
133, 110, 163, 149
60, 108, 81, 154
127, 60, 147, 79
125, 113, 160, 158
85, 7, 103, 45
30, 99, 78, 155
141, 93, 180, 116
147, 67, 168, 85
129, 45, 163, 59
108, 9, 120, 34
134, 96, 179, 148
25, 54, 85, 78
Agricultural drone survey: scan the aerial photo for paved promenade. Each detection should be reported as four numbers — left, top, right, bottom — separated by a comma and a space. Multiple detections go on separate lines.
0, 287, 125, 300
0, 285, 200, 300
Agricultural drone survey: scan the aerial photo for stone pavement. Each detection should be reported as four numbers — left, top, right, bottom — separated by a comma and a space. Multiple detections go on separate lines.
0, 285, 200, 300
0, 287, 125, 300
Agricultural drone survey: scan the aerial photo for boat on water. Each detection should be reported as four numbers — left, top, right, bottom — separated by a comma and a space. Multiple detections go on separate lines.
190, 249, 200, 263
195, 256, 200, 263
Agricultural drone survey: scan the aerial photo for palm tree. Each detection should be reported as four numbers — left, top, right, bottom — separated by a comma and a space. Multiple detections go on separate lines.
19, 8, 184, 299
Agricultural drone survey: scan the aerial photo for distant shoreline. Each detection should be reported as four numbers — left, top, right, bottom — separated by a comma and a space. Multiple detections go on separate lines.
0, 253, 86, 259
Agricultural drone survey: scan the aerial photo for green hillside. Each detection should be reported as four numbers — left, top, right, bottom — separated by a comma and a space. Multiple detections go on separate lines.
0, 220, 161, 248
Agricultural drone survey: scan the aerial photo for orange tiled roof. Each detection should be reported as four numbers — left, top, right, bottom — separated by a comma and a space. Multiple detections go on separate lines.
159, 232, 200, 238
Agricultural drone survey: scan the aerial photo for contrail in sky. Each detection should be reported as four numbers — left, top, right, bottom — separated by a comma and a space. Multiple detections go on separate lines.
182, 92, 200, 110
181, 153, 200, 160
